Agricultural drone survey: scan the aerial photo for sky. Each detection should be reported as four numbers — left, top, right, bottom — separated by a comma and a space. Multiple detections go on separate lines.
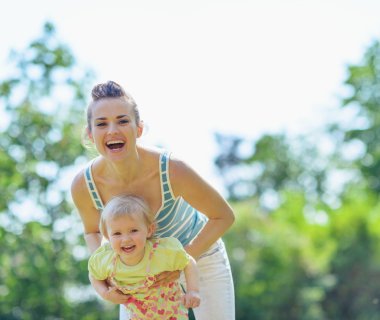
2, 0, 380, 195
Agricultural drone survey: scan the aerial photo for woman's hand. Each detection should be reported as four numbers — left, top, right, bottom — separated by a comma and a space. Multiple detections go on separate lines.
182, 290, 201, 309
102, 287, 131, 305
151, 270, 181, 288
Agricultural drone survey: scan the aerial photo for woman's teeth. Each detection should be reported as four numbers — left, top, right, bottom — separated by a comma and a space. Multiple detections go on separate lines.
106, 140, 125, 150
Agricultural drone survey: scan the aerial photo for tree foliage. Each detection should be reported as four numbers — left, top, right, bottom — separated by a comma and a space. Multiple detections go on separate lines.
0, 22, 117, 319
215, 132, 329, 208
226, 189, 380, 320
217, 39, 380, 319
333, 41, 380, 192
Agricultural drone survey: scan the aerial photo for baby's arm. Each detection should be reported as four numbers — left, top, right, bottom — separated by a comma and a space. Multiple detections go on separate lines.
182, 256, 201, 309
89, 275, 130, 305
88, 250, 130, 304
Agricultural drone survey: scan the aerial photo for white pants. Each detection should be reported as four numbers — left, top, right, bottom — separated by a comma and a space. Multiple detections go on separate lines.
119, 239, 235, 319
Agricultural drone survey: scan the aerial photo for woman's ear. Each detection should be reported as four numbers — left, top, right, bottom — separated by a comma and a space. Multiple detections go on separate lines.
137, 121, 144, 138
86, 127, 94, 142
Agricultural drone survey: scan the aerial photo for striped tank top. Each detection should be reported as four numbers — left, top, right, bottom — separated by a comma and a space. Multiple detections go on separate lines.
84, 152, 208, 246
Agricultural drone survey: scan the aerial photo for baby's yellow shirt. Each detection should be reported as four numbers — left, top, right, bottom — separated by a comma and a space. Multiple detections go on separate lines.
88, 237, 190, 284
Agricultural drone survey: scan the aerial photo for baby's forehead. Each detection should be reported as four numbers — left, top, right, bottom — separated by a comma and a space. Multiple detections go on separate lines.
108, 211, 144, 222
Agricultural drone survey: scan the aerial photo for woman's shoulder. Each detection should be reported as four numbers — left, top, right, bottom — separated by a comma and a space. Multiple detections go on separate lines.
139, 146, 187, 170
166, 152, 204, 190
139, 146, 164, 162
71, 168, 87, 199
70, 160, 97, 207
166, 152, 191, 174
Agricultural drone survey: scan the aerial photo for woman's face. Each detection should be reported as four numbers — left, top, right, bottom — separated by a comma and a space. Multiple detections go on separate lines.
88, 98, 142, 160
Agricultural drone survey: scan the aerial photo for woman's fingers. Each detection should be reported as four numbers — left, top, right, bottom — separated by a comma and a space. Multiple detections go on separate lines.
182, 295, 201, 308
183, 291, 201, 308
152, 270, 180, 287
105, 287, 130, 304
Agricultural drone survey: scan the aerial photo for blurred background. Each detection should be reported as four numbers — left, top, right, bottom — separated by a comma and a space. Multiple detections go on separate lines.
2, 1, 380, 319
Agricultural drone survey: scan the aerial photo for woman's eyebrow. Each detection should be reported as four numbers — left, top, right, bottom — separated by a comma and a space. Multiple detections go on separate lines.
95, 114, 128, 120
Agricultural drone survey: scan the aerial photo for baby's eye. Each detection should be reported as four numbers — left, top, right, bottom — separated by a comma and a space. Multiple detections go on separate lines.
131, 229, 138, 233
113, 232, 121, 236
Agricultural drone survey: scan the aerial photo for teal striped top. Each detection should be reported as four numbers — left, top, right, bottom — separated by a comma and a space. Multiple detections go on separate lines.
84, 152, 208, 246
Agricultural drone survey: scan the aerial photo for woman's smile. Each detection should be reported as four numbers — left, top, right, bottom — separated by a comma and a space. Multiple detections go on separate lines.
106, 140, 126, 152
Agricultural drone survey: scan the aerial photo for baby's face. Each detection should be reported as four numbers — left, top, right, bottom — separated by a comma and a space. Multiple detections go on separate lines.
107, 213, 154, 266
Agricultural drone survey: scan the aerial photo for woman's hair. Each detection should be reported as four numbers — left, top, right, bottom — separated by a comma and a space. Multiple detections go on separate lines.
86, 80, 140, 132
99, 194, 155, 239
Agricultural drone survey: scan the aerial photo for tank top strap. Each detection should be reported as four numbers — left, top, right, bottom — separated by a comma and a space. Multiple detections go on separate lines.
159, 152, 176, 205
84, 160, 104, 211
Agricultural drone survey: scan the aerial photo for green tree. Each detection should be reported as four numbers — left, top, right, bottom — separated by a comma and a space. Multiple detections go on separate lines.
226, 187, 380, 320
225, 193, 334, 320
321, 188, 380, 320
331, 41, 380, 192
0, 22, 117, 319
216, 38, 380, 319
214, 132, 329, 208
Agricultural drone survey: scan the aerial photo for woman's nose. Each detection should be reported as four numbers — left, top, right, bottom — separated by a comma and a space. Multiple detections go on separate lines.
107, 122, 118, 135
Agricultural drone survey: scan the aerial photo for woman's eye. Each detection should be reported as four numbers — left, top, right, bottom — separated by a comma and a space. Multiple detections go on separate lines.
96, 122, 106, 127
119, 119, 129, 124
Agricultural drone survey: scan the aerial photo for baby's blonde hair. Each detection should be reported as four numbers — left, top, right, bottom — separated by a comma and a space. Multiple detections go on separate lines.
99, 194, 155, 239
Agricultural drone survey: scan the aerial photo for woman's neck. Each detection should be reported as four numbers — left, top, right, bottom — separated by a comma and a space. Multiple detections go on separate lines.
101, 149, 144, 185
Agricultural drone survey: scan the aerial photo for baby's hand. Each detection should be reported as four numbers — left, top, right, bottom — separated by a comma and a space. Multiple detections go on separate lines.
102, 287, 130, 305
182, 290, 201, 309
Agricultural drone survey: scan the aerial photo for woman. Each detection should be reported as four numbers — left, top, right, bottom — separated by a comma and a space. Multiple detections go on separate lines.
71, 80, 235, 319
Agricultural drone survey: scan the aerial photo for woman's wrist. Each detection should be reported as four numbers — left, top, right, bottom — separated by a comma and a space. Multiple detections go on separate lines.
184, 244, 199, 260
186, 289, 200, 294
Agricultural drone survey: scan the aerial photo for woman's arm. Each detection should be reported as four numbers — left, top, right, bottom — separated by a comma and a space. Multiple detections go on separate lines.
71, 171, 103, 253
169, 156, 235, 259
